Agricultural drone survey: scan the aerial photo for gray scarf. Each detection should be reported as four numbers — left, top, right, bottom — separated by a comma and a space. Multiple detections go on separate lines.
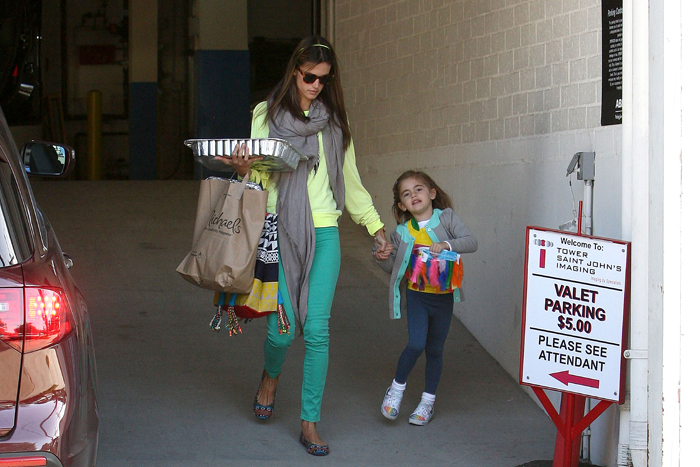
268, 99, 345, 326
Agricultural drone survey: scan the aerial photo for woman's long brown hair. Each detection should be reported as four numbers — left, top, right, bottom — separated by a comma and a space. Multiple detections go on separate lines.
264, 36, 352, 150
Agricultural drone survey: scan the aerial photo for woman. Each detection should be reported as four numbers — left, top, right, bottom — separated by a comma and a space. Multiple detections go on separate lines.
216, 35, 391, 456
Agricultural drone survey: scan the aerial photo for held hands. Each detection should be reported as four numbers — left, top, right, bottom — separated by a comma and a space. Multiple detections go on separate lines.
214, 143, 264, 176
429, 241, 449, 255
373, 228, 393, 260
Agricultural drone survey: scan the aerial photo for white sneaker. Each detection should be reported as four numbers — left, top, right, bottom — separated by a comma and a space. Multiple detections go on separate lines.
408, 401, 434, 426
381, 387, 403, 420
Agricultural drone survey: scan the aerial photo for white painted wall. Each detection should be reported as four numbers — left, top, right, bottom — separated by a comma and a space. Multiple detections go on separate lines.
335, 1, 621, 465
655, 0, 700, 465
676, 1, 700, 462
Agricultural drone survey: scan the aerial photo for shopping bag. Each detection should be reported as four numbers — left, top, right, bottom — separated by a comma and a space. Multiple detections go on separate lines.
176, 174, 268, 293
209, 213, 291, 336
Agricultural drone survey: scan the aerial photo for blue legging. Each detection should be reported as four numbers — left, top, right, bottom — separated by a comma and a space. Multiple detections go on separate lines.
394, 289, 454, 395
263, 227, 340, 422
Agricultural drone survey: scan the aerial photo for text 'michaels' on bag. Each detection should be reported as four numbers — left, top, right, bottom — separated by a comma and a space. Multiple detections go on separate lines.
176, 173, 268, 294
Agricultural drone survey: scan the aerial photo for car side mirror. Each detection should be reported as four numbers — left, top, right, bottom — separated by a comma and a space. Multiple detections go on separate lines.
21, 141, 75, 177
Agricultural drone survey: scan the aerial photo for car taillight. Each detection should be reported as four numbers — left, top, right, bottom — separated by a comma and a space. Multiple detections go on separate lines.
24, 288, 72, 353
0, 456, 48, 466
0, 287, 72, 353
0, 456, 47, 466
0, 288, 24, 351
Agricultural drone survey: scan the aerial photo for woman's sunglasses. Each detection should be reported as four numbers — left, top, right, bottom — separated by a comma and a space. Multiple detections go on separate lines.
299, 70, 334, 85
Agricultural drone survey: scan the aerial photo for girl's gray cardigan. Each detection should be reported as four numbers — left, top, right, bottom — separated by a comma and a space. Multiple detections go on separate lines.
374, 208, 478, 319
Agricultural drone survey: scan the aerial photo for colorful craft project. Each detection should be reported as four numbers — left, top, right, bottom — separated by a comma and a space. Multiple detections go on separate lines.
406, 246, 464, 291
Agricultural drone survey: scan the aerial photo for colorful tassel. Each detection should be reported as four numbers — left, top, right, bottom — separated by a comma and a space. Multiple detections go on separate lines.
418, 258, 428, 290
277, 294, 290, 334
226, 307, 242, 336
438, 259, 449, 291
210, 305, 223, 332
428, 257, 440, 286
277, 304, 291, 334
424, 257, 431, 284
450, 259, 464, 289
409, 255, 423, 284
405, 253, 416, 280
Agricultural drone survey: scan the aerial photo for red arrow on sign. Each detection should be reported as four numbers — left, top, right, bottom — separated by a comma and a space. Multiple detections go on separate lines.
550, 371, 600, 389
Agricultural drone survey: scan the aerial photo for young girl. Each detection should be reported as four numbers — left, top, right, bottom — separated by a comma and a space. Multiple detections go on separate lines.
373, 170, 478, 425
216, 36, 390, 455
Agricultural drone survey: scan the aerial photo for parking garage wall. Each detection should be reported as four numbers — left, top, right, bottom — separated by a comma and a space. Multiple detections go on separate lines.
336, 1, 620, 464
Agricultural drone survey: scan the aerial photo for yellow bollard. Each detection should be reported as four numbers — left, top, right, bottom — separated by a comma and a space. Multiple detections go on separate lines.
86, 90, 102, 180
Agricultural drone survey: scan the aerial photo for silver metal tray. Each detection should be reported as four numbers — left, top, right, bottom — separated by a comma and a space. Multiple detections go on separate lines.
184, 138, 308, 172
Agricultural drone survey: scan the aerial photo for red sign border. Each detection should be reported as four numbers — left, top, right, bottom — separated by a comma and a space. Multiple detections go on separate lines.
518, 226, 631, 404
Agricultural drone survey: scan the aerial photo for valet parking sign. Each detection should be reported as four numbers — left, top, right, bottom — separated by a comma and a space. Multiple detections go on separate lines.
519, 227, 631, 403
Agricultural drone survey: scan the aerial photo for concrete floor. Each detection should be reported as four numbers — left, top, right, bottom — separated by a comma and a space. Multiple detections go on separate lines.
32, 180, 557, 467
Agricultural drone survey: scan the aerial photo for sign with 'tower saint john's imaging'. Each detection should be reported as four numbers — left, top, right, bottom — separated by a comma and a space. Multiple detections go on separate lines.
519, 227, 631, 403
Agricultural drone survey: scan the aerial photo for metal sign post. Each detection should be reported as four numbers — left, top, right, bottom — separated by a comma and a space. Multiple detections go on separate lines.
566, 151, 595, 235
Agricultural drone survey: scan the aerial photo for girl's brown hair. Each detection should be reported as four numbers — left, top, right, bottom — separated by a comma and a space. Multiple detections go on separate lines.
264, 36, 352, 150
392, 170, 453, 224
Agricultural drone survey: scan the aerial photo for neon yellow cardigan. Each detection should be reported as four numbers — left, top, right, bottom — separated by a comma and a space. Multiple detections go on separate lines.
247, 102, 384, 236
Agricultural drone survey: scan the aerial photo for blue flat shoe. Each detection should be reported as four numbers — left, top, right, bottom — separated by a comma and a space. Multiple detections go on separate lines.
253, 371, 275, 420
299, 432, 329, 456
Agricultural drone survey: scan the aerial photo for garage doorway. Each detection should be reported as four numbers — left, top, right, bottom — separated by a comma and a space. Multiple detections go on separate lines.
158, 0, 320, 179
248, 0, 317, 104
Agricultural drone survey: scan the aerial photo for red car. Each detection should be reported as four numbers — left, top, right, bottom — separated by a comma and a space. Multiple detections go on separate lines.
0, 106, 98, 466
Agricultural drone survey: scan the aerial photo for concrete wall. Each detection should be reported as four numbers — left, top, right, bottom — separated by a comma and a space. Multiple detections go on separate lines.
335, 1, 621, 465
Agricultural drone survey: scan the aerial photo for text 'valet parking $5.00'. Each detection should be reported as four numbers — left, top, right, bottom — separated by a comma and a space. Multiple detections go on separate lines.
519, 227, 631, 402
